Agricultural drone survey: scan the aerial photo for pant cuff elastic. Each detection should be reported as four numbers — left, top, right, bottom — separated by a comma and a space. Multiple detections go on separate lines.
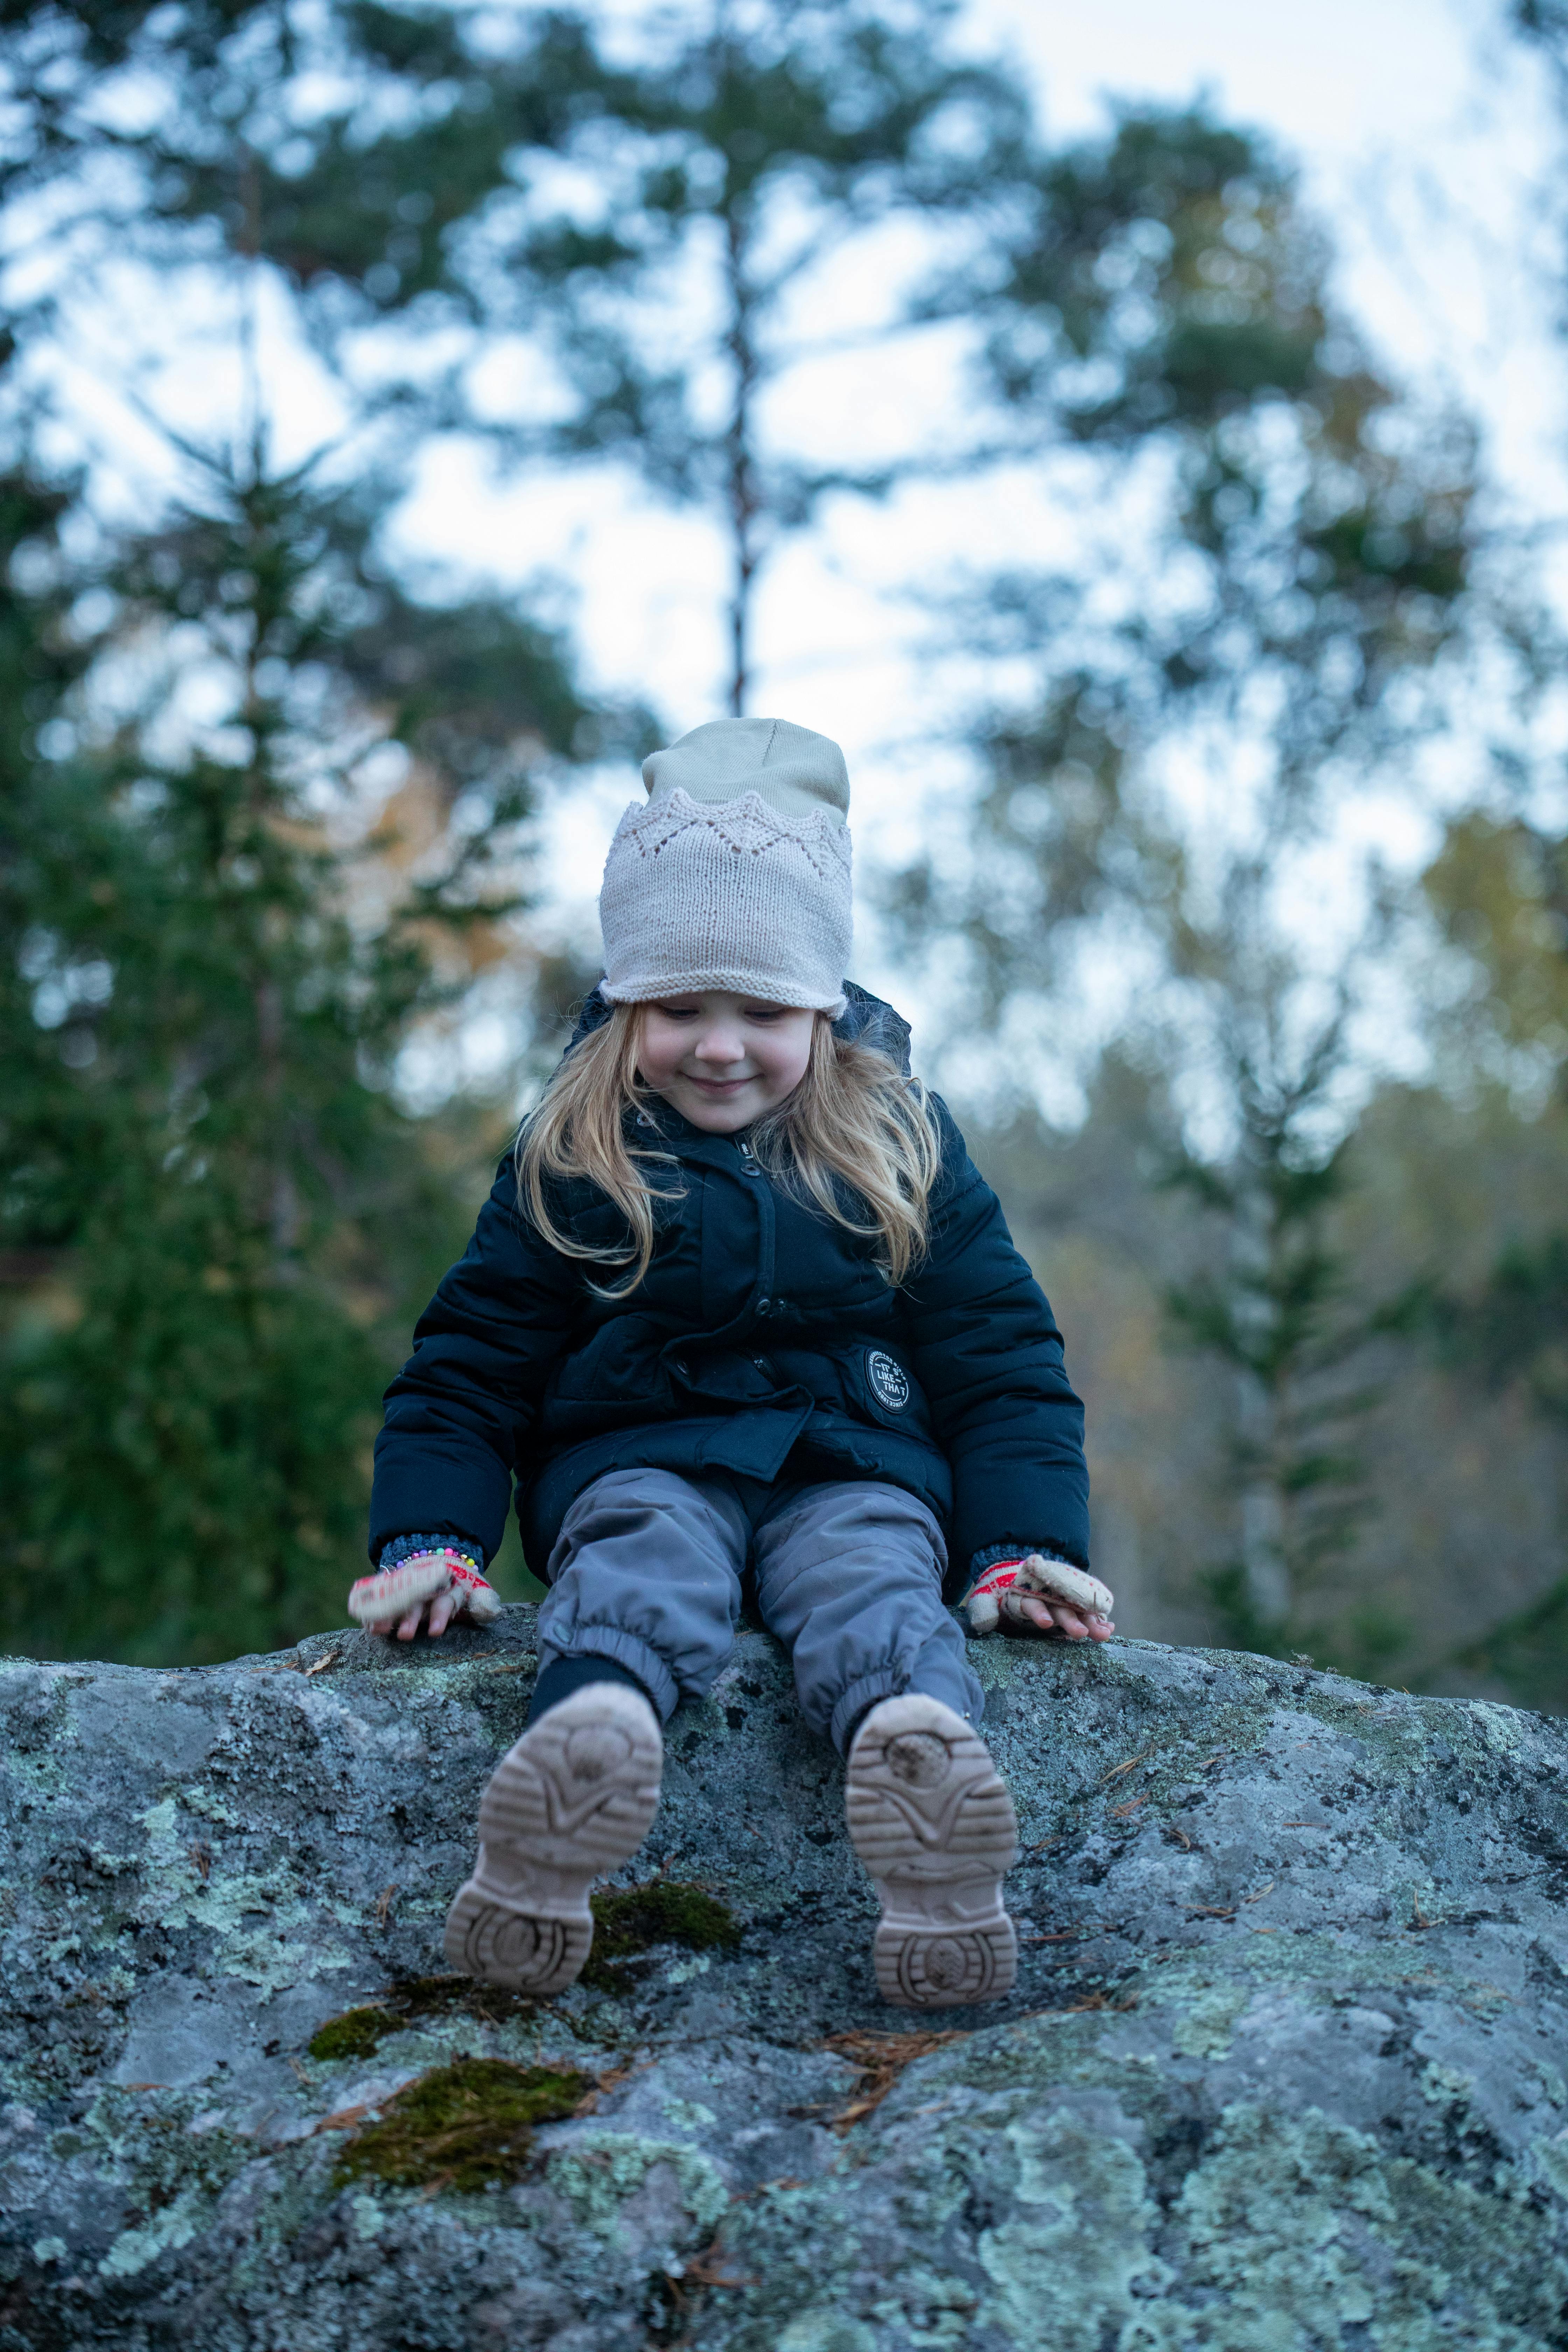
527, 1652, 652, 1725
828, 1667, 906, 1756
540, 1630, 681, 1721
829, 1662, 988, 1756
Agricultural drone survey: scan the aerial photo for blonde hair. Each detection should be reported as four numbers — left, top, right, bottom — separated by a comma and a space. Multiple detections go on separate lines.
516, 1006, 942, 1295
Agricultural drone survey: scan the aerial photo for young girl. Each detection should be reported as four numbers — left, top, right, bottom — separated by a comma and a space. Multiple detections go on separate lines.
349, 716, 1113, 2010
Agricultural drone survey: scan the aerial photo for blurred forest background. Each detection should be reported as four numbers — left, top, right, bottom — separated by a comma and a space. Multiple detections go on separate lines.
7, 0, 1568, 1705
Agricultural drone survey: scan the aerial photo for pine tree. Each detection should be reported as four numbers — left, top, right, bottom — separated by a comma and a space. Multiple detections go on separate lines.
0, 3, 658, 1663
0, 441, 621, 1664
164, 0, 1032, 712
894, 106, 1475, 1005
1158, 1001, 1392, 1663
0, 444, 108, 1282
1408, 817, 1568, 1704
889, 107, 1480, 1660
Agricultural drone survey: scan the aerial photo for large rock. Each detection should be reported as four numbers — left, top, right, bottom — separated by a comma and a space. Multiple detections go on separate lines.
2, 1610, 1567, 2349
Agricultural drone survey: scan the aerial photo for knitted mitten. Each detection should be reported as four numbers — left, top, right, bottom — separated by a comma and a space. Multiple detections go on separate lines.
348, 1546, 501, 1629
966, 1552, 1114, 1635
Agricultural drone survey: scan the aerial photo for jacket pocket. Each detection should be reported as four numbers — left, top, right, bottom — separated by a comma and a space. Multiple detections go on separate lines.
770, 1340, 933, 1438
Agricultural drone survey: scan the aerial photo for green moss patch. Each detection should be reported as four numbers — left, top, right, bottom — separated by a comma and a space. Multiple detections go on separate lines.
307, 1975, 555, 2066
394, 1972, 541, 2027
308, 2007, 399, 2064
309, 1889, 739, 2054
582, 1881, 741, 1993
334, 2058, 592, 2193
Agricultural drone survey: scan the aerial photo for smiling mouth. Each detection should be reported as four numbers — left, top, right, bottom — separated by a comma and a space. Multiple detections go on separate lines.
686, 1074, 754, 1093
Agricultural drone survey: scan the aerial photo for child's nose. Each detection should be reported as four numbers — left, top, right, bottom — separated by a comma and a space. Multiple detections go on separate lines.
693, 1027, 747, 1065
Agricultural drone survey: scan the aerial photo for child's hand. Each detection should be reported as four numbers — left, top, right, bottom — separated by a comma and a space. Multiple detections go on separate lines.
966, 1554, 1115, 1642
348, 1549, 501, 1641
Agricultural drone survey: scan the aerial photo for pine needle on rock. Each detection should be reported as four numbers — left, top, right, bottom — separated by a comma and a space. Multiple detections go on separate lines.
816, 2029, 969, 2129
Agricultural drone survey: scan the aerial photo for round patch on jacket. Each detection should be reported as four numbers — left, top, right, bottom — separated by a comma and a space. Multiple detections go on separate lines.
866, 1349, 910, 1412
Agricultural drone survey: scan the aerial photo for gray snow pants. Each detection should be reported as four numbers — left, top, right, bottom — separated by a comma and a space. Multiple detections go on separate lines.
533, 1466, 985, 1756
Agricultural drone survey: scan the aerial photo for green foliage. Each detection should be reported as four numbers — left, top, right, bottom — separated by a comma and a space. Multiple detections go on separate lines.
1423, 813, 1568, 1070
983, 109, 1325, 424
0, 454, 104, 1235
1161, 1088, 1393, 1659
982, 100, 1472, 608
1414, 813, 1568, 1705
1164, 1142, 1352, 1392
334, 2057, 592, 2192
0, 0, 662, 1675
6, 3, 1563, 1710
1516, 2, 1568, 69
1409, 1224, 1568, 1706
1200, 1561, 1408, 1678
1428, 1232, 1568, 1420
0, 433, 618, 1664
885, 103, 1484, 1674
1197, 1562, 1286, 1659
894, 104, 1476, 1017
1457, 1575, 1568, 1712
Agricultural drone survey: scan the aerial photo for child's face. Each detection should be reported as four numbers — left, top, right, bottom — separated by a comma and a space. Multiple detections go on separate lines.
638, 994, 818, 1132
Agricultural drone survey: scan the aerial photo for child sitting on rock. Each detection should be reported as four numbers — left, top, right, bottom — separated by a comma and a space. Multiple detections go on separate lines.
350, 717, 1113, 2009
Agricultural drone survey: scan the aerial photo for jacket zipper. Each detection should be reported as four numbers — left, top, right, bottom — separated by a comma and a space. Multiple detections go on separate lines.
741, 1135, 776, 1317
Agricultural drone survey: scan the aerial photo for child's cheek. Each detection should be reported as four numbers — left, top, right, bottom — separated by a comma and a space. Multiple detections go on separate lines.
637, 1024, 680, 1087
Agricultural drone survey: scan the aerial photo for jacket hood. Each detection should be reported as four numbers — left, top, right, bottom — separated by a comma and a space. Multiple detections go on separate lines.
565, 978, 912, 1077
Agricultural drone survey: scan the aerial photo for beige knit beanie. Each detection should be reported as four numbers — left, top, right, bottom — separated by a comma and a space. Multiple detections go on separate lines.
598, 717, 853, 1014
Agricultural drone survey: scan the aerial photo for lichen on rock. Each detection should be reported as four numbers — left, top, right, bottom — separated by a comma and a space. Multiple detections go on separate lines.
2, 1608, 1567, 2348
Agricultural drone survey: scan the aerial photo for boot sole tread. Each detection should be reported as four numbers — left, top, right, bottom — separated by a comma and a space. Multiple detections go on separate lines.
846, 1694, 1019, 2010
444, 1684, 662, 1993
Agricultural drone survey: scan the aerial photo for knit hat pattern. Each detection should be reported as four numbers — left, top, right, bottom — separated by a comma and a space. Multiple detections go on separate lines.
641, 714, 850, 827
598, 784, 852, 1014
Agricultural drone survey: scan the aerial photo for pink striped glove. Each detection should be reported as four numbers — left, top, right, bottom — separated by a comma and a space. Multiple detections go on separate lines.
966, 1552, 1115, 1636
348, 1547, 501, 1630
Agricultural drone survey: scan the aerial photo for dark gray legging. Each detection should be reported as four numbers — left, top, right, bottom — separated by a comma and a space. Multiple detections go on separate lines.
531, 1466, 983, 1755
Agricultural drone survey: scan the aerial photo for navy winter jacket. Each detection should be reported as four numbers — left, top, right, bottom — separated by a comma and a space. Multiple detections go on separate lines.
369, 986, 1090, 1596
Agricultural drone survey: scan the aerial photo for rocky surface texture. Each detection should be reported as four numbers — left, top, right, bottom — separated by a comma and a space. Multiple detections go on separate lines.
3, 1608, 1568, 2349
